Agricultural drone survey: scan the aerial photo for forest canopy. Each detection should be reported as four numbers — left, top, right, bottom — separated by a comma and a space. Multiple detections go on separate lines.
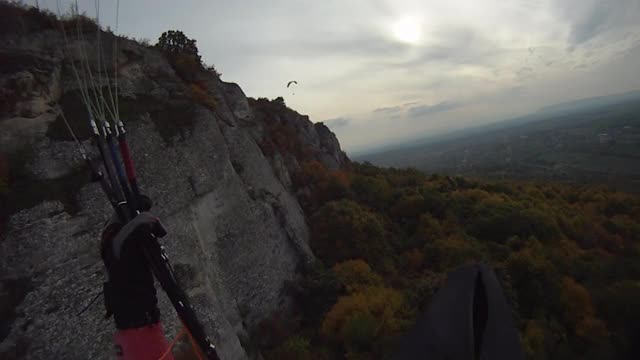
261, 161, 640, 360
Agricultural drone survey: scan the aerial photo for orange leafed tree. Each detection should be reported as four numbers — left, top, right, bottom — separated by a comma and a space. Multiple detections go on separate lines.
333, 259, 382, 293
560, 276, 609, 341
321, 286, 406, 351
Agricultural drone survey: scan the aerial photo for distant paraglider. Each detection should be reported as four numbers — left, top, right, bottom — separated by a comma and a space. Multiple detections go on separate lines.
287, 80, 298, 95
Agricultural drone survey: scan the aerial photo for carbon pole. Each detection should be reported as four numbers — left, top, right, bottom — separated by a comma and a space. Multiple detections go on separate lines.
143, 238, 220, 360
90, 116, 128, 220
115, 120, 140, 197
56, 107, 123, 220
103, 121, 137, 214
113, 119, 219, 359
112, 118, 220, 358
82, 150, 123, 218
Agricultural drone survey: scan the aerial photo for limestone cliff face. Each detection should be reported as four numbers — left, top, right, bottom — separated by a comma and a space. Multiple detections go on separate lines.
0, 8, 348, 360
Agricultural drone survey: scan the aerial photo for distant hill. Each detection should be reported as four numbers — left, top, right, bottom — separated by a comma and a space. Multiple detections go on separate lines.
357, 95, 640, 192
537, 90, 640, 117
353, 91, 640, 160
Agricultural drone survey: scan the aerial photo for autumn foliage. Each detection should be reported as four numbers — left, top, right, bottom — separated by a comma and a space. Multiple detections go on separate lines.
321, 285, 406, 347
311, 200, 389, 269
264, 161, 640, 360
189, 83, 216, 110
333, 260, 382, 293
560, 276, 609, 341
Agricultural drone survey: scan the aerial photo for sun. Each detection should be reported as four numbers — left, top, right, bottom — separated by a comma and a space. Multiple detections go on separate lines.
391, 17, 422, 44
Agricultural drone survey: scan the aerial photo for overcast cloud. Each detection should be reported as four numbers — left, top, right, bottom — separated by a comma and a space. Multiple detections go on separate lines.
34, 0, 640, 153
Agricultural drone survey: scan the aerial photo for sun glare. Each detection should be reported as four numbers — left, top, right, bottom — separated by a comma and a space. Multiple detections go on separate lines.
391, 17, 422, 44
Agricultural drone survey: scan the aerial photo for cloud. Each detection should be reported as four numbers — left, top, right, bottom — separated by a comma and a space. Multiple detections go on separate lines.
323, 117, 351, 128
515, 66, 535, 81
406, 27, 504, 67
570, 2, 613, 44
557, 0, 640, 45
373, 105, 402, 114
407, 101, 461, 118
234, 30, 411, 59
39, 0, 640, 154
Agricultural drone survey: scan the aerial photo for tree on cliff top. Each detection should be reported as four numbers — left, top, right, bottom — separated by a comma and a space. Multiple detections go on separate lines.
155, 29, 220, 81
156, 30, 201, 64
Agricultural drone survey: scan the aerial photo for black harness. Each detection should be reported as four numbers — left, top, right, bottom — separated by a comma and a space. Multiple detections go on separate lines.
101, 220, 160, 329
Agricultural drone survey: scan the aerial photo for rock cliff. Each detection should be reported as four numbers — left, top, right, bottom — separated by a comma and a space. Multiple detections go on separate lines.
0, 5, 348, 359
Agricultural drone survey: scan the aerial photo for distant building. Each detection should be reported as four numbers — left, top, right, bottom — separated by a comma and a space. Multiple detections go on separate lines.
598, 133, 612, 144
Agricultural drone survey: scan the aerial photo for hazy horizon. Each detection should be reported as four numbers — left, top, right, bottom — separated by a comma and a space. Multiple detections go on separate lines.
350, 88, 640, 156
30, 0, 640, 153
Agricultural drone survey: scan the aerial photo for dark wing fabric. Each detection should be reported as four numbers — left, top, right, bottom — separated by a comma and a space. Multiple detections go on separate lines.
478, 263, 524, 360
393, 263, 524, 360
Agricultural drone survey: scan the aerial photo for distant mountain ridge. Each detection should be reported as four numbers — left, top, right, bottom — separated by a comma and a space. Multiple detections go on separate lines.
537, 90, 640, 116
358, 94, 640, 192
355, 90, 640, 160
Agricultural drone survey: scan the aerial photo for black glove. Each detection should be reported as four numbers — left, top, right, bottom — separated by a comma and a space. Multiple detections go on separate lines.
110, 212, 167, 260
136, 194, 153, 212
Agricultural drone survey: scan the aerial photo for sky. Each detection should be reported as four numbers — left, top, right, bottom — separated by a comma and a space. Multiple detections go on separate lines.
32, 0, 640, 154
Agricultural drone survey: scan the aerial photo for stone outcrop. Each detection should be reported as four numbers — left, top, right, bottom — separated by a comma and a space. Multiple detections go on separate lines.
0, 6, 348, 359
